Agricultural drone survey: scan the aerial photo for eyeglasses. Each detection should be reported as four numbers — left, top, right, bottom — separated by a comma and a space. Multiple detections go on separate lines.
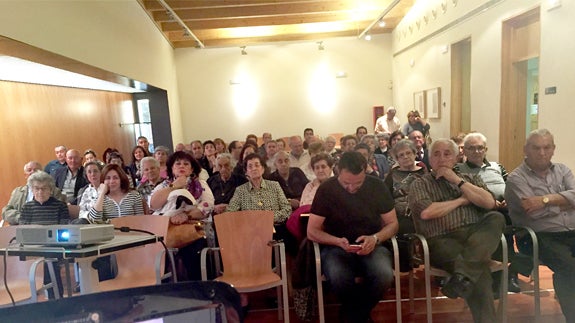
464, 145, 486, 152
396, 150, 414, 159
32, 186, 50, 192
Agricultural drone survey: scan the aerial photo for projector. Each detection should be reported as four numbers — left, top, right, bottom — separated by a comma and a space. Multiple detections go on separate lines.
16, 224, 115, 247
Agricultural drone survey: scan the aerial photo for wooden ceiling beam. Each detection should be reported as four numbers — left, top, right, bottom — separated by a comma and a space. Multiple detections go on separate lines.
145, 0, 380, 11
152, 0, 392, 21
161, 12, 380, 31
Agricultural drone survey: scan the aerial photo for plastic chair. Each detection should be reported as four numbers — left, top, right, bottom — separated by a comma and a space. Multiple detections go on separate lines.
97, 215, 175, 291
200, 210, 289, 322
0, 225, 60, 305
408, 233, 508, 323
313, 237, 403, 323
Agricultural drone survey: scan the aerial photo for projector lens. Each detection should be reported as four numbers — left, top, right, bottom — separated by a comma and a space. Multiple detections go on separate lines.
57, 229, 70, 242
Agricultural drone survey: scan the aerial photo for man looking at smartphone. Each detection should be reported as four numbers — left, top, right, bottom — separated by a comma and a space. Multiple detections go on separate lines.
307, 152, 398, 323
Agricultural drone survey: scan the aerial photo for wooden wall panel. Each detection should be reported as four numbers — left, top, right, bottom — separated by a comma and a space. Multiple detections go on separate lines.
0, 81, 135, 209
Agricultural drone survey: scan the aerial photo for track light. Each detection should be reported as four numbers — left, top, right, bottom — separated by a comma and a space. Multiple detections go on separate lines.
240, 46, 247, 55
183, 28, 191, 37
317, 41, 325, 51
378, 20, 386, 28
365, 34, 372, 41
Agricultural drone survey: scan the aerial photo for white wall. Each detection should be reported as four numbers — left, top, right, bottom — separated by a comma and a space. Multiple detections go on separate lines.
0, 0, 184, 143
174, 35, 394, 143
392, 0, 574, 169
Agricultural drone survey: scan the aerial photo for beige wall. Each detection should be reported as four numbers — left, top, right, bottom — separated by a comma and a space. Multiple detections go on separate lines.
392, 0, 574, 169
0, 0, 183, 143
174, 35, 394, 143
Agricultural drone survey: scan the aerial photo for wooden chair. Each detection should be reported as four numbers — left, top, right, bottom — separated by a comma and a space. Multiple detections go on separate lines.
0, 225, 60, 305
200, 210, 289, 322
408, 233, 508, 323
97, 215, 175, 291
313, 237, 403, 323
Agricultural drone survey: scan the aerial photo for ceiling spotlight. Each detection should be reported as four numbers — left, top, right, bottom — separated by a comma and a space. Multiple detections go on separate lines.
166, 10, 175, 21
365, 34, 372, 41
183, 28, 191, 37
317, 41, 325, 51
240, 46, 247, 55
378, 20, 387, 28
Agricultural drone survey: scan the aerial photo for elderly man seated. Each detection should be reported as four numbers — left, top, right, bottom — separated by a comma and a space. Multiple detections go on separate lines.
408, 138, 505, 322
505, 129, 575, 322
2, 161, 65, 225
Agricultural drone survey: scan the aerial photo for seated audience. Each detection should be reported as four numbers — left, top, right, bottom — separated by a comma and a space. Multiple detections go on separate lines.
174, 142, 186, 152
288, 135, 311, 175
102, 147, 119, 164
355, 125, 368, 142
20, 171, 69, 299
408, 139, 504, 322
408, 130, 431, 171
384, 139, 427, 235
137, 157, 166, 212
387, 130, 406, 167
265, 139, 278, 172
53, 149, 89, 204
191, 140, 212, 177
456, 132, 520, 293
227, 140, 243, 166
83, 149, 104, 167
307, 152, 398, 323
207, 153, 247, 214
505, 129, 575, 322
88, 164, 145, 223
213, 138, 227, 155
303, 128, 315, 150
340, 134, 357, 153
257, 132, 273, 157
402, 110, 430, 137
153, 145, 170, 179
150, 151, 215, 279
324, 135, 341, 157
203, 140, 218, 175
232, 142, 258, 179
451, 132, 467, 163
107, 152, 136, 187
267, 151, 309, 210
287, 153, 334, 243
275, 138, 287, 151
137, 136, 151, 153
374, 133, 390, 156
44, 145, 67, 175
77, 161, 103, 221
354, 143, 389, 179
3, 161, 65, 225
128, 145, 150, 184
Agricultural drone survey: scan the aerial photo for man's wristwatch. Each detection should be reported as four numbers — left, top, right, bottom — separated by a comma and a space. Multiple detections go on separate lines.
542, 196, 550, 205
457, 180, 466, 188
372, 235, 379, 245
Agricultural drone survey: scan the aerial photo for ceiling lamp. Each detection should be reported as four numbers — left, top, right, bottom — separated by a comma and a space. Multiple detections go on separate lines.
240, 46, 247, 55
358, 0, 400, 40
157, 0, 204, 48
317, 41, 325, 51
378, 20, 387, 28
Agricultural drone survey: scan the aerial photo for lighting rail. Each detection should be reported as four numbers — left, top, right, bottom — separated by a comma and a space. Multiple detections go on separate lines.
358, 0, 402, 40
156, 0, 205, 49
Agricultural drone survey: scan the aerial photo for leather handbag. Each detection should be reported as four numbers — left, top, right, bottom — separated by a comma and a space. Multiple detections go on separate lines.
165, 220, 206, 248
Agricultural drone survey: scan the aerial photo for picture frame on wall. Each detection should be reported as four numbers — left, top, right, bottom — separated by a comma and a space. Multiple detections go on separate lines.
426, 87, 441, 119
413, 91, 426, 118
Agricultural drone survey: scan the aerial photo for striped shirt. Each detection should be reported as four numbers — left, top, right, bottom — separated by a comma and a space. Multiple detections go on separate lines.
20, 197, 70, 225
408, 172, 492, 238
88, 190, 144, 222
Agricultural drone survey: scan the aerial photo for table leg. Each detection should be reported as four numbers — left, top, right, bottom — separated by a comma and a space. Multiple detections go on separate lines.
76, 257, 99, 294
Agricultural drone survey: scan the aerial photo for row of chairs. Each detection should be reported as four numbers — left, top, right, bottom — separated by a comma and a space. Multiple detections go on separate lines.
0, 212, 544, 323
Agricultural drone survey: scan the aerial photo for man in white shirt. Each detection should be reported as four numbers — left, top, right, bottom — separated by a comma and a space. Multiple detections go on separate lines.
288, 135, 311, 176
374, 106, 401, 134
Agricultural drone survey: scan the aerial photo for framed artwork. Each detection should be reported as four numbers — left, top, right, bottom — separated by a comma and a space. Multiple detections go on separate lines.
426, 87, 441, 119
413, 91, 426, 118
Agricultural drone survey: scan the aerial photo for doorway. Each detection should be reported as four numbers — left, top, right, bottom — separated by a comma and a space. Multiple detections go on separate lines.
499, 7, 540, 170
450, 37, 472, 136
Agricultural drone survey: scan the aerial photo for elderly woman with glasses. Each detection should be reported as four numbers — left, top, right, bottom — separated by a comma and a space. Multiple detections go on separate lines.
20, 171, 70, 225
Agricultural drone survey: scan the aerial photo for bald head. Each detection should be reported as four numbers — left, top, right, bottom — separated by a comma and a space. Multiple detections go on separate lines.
66, 149, 82, 172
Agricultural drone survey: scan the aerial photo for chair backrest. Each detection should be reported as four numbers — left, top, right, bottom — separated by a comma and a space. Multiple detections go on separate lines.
0, 225, 43, 304
214, 210, 274, 277
99, 215, 170, 290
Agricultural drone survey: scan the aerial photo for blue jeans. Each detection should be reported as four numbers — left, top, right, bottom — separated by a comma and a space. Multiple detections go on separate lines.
321, 245, 394, 323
